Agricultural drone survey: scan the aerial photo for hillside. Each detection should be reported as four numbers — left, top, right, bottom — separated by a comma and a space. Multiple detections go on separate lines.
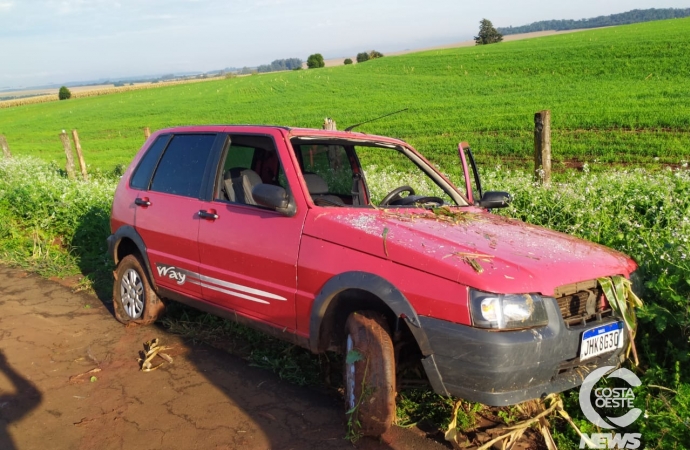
0, 18, 689, 172
498, 7, 690, 35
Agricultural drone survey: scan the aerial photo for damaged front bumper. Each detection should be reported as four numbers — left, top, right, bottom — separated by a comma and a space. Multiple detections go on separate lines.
419, 297, 627, 406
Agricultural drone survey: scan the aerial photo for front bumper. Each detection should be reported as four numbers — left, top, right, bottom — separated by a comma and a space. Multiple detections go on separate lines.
419, 297, 626, 406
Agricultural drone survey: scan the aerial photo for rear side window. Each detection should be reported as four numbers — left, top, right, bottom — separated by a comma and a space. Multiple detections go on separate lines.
130, 135, 170, 190
150, 134, 216, 198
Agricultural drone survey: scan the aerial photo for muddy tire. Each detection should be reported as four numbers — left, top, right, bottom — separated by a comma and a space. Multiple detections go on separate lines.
343, 311, 396, 437
113, 254, 164, 326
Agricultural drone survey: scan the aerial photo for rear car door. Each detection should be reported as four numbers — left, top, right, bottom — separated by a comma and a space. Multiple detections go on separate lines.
197, 130, 307, 331
133, 133, 221, 299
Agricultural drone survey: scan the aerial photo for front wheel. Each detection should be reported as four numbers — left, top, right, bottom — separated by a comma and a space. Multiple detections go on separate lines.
112, 254, 165, 326
343, 311, 396, 437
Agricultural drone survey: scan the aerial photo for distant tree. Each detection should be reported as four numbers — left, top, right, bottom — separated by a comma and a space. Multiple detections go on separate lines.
369, 50, 384, 59
58, 86, 71, 100
256, 58, 303, 73
344, 58, 353, 65
307, 53, 325, 69
474, 19, 503, 45
282, 58, 303, 70
356, 52, 370, 63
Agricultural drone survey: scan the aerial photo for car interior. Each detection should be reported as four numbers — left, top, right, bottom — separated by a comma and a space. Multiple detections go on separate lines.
216, 135, 284, 206
216, 135, 462, 208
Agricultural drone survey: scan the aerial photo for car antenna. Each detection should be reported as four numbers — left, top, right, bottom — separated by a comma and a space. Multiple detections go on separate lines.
344, 108, 409, 132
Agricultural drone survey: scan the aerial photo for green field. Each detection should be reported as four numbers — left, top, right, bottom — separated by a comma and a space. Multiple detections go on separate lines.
1, 18, 690, 171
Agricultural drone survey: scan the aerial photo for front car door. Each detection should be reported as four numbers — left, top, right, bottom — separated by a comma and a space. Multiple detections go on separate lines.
197, 129, 308, 331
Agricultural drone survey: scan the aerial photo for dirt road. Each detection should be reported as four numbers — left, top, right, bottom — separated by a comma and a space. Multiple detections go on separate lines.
0, 266, 446, 450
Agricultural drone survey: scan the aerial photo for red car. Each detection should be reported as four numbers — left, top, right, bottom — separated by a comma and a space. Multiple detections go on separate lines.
107, 125, 637, 436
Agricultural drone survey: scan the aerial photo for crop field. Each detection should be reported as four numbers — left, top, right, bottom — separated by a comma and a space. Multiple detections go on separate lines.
1, 18, 690, 173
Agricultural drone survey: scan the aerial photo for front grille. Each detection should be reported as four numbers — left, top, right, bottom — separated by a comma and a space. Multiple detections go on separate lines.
555, 353, 613, 376
554, 280, 612, 326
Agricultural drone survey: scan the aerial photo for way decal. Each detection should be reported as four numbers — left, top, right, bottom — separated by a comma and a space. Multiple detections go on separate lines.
154, 263, 286, 304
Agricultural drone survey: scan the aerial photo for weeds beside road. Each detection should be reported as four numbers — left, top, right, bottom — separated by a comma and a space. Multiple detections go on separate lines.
0, 157, 688, 447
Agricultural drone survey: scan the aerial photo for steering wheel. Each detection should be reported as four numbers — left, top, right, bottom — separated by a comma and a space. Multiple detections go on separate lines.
380, 186, 415, 206
403, 196, 445, 206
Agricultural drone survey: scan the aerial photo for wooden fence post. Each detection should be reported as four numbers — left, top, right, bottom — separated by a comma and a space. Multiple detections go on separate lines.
534, 110, 551, 184
71, 129, 88, 180
322, 118, 342, 169
144, 127, 151, 140
60, 130, 76, 179
0, 135, 11, 158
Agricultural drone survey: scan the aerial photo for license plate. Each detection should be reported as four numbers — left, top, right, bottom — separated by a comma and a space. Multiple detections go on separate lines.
580, 322, 625, 361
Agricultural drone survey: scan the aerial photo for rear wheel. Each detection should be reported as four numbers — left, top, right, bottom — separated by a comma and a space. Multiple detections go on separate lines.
343, 311, 396, 437
113, 254, 164, 326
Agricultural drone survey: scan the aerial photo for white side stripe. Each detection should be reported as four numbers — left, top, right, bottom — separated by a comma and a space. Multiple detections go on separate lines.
197, 274, 287, 301
189, 280, 270, 305
155, 262, 286, 304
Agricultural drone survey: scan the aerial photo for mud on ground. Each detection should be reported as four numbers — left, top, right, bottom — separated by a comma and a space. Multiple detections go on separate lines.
0, 266, 446, 450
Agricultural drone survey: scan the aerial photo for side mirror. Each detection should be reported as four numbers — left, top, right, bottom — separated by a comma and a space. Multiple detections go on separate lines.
477, 191, 512, 209
252, 184, 295, 216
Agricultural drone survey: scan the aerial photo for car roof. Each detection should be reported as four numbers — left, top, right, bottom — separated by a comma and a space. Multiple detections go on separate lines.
152, 125, 408, 147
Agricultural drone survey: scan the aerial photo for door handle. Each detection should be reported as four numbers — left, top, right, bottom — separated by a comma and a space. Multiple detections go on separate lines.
135, 197, 151, 207
198, 209, 219, 220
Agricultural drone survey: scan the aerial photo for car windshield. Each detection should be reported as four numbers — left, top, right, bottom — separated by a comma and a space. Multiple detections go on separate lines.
291, 139, 468, 207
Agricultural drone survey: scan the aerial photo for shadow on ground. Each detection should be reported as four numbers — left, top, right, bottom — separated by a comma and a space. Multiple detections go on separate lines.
0, 351, 42, 450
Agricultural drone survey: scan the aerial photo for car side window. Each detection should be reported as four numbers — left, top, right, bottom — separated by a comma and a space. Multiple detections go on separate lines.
150, 134, 216, 198
130, 134, 170, 190
215, 135, 286, 206
222, 145, 254, 171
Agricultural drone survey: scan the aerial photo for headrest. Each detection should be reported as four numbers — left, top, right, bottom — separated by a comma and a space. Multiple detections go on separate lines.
240, 169, 262, 187
303, 173, 328, 194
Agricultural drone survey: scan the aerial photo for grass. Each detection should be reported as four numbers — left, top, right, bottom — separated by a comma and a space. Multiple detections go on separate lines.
1, 156, 688, 447
1, 19, 690, 172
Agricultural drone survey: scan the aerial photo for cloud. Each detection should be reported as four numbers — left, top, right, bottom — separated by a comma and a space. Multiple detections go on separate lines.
0, 1, 14, 11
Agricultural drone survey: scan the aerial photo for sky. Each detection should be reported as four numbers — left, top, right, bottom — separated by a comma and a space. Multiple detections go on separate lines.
0, 0, 688, 89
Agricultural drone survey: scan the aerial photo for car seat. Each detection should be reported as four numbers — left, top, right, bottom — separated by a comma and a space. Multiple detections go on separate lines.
303, 173, 344, 206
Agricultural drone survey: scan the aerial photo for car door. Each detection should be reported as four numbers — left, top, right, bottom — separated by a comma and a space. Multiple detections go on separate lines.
134, 133, 221, 299
197, 131, 307, 331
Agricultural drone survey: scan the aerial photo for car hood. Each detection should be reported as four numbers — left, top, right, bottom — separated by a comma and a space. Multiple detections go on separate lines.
302, 208, 636, 296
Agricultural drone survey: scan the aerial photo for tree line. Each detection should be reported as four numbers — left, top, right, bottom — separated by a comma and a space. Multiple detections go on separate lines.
256, 58, 303, 73
498, 7, 690, 35
306, 50, 384, 69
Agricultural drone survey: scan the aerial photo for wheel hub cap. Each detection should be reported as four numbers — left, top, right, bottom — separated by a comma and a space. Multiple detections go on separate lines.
120, 269, 144, 319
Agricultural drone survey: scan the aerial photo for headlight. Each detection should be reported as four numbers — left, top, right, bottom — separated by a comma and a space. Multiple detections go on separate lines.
469, 289, 549, 330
